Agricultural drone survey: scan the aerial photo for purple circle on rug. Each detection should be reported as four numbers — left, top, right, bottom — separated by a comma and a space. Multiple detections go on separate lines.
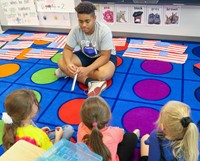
141, 60, 172, 74
134, 79, 170, 100
192, 46, 200, 58
123, 107, 159, 136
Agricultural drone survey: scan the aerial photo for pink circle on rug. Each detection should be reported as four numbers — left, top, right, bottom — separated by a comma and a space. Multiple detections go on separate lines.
141, 60, 172, 74
134, 79, 170, 100
123, 107, 159, 136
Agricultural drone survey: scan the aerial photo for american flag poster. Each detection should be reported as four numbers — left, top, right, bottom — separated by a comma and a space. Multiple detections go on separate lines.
0, 49, 22, 60
40, 33, 60, 42
18, 33, 47, 41
112, 38, 127, 46
0, 34, 21, 42
128, 39, 187, 54
2, 41, 34, 49
47, 35, 67, 49
153, 41, 187, 54
123, 48, 188, 64
128, 39, 158, 49
0, 42, 6, 48
25, 49, 58, 59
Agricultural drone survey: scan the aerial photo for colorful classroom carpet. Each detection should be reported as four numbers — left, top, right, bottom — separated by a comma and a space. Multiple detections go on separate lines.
0, 29, 200, 160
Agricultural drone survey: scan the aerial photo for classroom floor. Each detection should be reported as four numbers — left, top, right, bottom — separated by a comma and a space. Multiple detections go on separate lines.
0, 29, 200, 160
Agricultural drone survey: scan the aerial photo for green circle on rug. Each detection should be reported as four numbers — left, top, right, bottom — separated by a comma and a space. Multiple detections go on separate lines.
0, 120, 4, 145
33, 90, 41, 102
51, 52, 62, 63
31, 68, 58, 84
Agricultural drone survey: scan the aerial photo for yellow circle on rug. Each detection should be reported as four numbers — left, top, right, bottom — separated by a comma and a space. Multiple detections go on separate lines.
0, 64, 20, 78
31, 68, 58, 84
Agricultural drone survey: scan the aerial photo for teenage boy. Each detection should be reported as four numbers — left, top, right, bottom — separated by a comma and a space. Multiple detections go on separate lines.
55, 1, 116, 97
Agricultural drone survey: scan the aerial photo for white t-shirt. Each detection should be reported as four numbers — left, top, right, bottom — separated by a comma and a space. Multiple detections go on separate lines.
66, 21, 116, 58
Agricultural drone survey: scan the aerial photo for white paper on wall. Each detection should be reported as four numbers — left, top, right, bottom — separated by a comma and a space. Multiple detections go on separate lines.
0, 0, 39, 25
146, 5, 163, 26
37, 12, 71, 27
35, 0, 75, 13
131, 5, 146, 25
94, 4, 100, 21
163, 6, 181, 26
100, 4, 115, 24
116, 5, 129, 24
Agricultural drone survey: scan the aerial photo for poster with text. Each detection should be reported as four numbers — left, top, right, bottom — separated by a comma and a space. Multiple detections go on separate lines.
100, 4, 115, 24
0, 0, 39, 25
163, 6, 180, 26
131, 5, 146, 25
116, 5, 129, 24
35, 0, 75, 12
146, 5, 163, 26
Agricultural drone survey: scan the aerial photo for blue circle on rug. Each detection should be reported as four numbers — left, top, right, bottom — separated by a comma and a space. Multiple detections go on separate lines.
133, 79, 170, 100
141, 60, 172, 74
123, 107, 159, 136
192, 46, 200, 57
194, 87, 200, 102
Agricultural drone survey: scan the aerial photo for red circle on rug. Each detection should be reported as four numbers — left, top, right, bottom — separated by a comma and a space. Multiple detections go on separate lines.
58, 98, 85, 125
115, 42, 129, 51
78, 79, 113, 91
116, 56, 122, 67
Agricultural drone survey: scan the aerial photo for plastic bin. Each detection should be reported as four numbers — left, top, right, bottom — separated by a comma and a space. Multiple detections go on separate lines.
34, 139, 102, 161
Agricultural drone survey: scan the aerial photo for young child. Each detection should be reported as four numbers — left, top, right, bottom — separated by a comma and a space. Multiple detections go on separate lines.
2, 89, 74, 151
77, 96, 140, 161
140, 100, 199, 161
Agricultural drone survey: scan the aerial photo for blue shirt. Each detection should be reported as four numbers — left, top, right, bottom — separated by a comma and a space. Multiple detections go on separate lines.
145, 130, 199, 161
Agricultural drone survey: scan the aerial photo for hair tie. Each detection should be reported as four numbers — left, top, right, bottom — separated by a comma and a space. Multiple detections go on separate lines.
2, 112, 13, 124
180, 117, 192, 128
92, 122, 98, 127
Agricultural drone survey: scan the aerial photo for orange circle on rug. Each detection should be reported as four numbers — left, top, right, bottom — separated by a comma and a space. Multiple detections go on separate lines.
0, 64, 20, 78
34, 40, 50, 45
16, 48, 32, 60
58, 98, 85, 125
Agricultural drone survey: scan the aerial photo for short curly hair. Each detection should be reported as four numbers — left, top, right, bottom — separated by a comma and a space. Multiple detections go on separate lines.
75, 1, 96, 15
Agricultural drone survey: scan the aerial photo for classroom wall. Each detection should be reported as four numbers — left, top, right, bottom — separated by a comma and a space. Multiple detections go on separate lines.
0, 0, 200, 42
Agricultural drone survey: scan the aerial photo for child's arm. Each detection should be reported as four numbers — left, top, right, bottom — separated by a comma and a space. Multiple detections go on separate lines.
54, 127, 64, 144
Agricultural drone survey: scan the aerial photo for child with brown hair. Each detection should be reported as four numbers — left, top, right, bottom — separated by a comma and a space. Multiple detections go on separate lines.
77, 96, 139, 161
2, 89, 74, 151
140, 100, 199, 161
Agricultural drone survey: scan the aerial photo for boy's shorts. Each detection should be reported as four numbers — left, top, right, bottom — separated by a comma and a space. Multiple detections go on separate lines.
74, 50, 117, 67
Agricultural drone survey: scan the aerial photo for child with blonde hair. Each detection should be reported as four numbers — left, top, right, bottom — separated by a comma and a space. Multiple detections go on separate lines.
77, 96, 140, 161
140, 100, 199, 161
2, 89, 74, 151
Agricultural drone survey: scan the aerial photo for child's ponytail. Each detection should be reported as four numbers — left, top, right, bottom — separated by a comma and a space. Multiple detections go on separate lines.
88, 123, 111, 161
3, 122, 19, 151
182, 122, 199, 161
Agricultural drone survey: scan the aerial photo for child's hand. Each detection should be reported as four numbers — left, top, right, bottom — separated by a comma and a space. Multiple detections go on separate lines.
41, 126, 50, 133
54, 127, 64, 144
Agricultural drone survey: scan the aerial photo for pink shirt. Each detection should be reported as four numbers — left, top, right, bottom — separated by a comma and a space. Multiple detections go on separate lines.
77, 122, 124, 161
